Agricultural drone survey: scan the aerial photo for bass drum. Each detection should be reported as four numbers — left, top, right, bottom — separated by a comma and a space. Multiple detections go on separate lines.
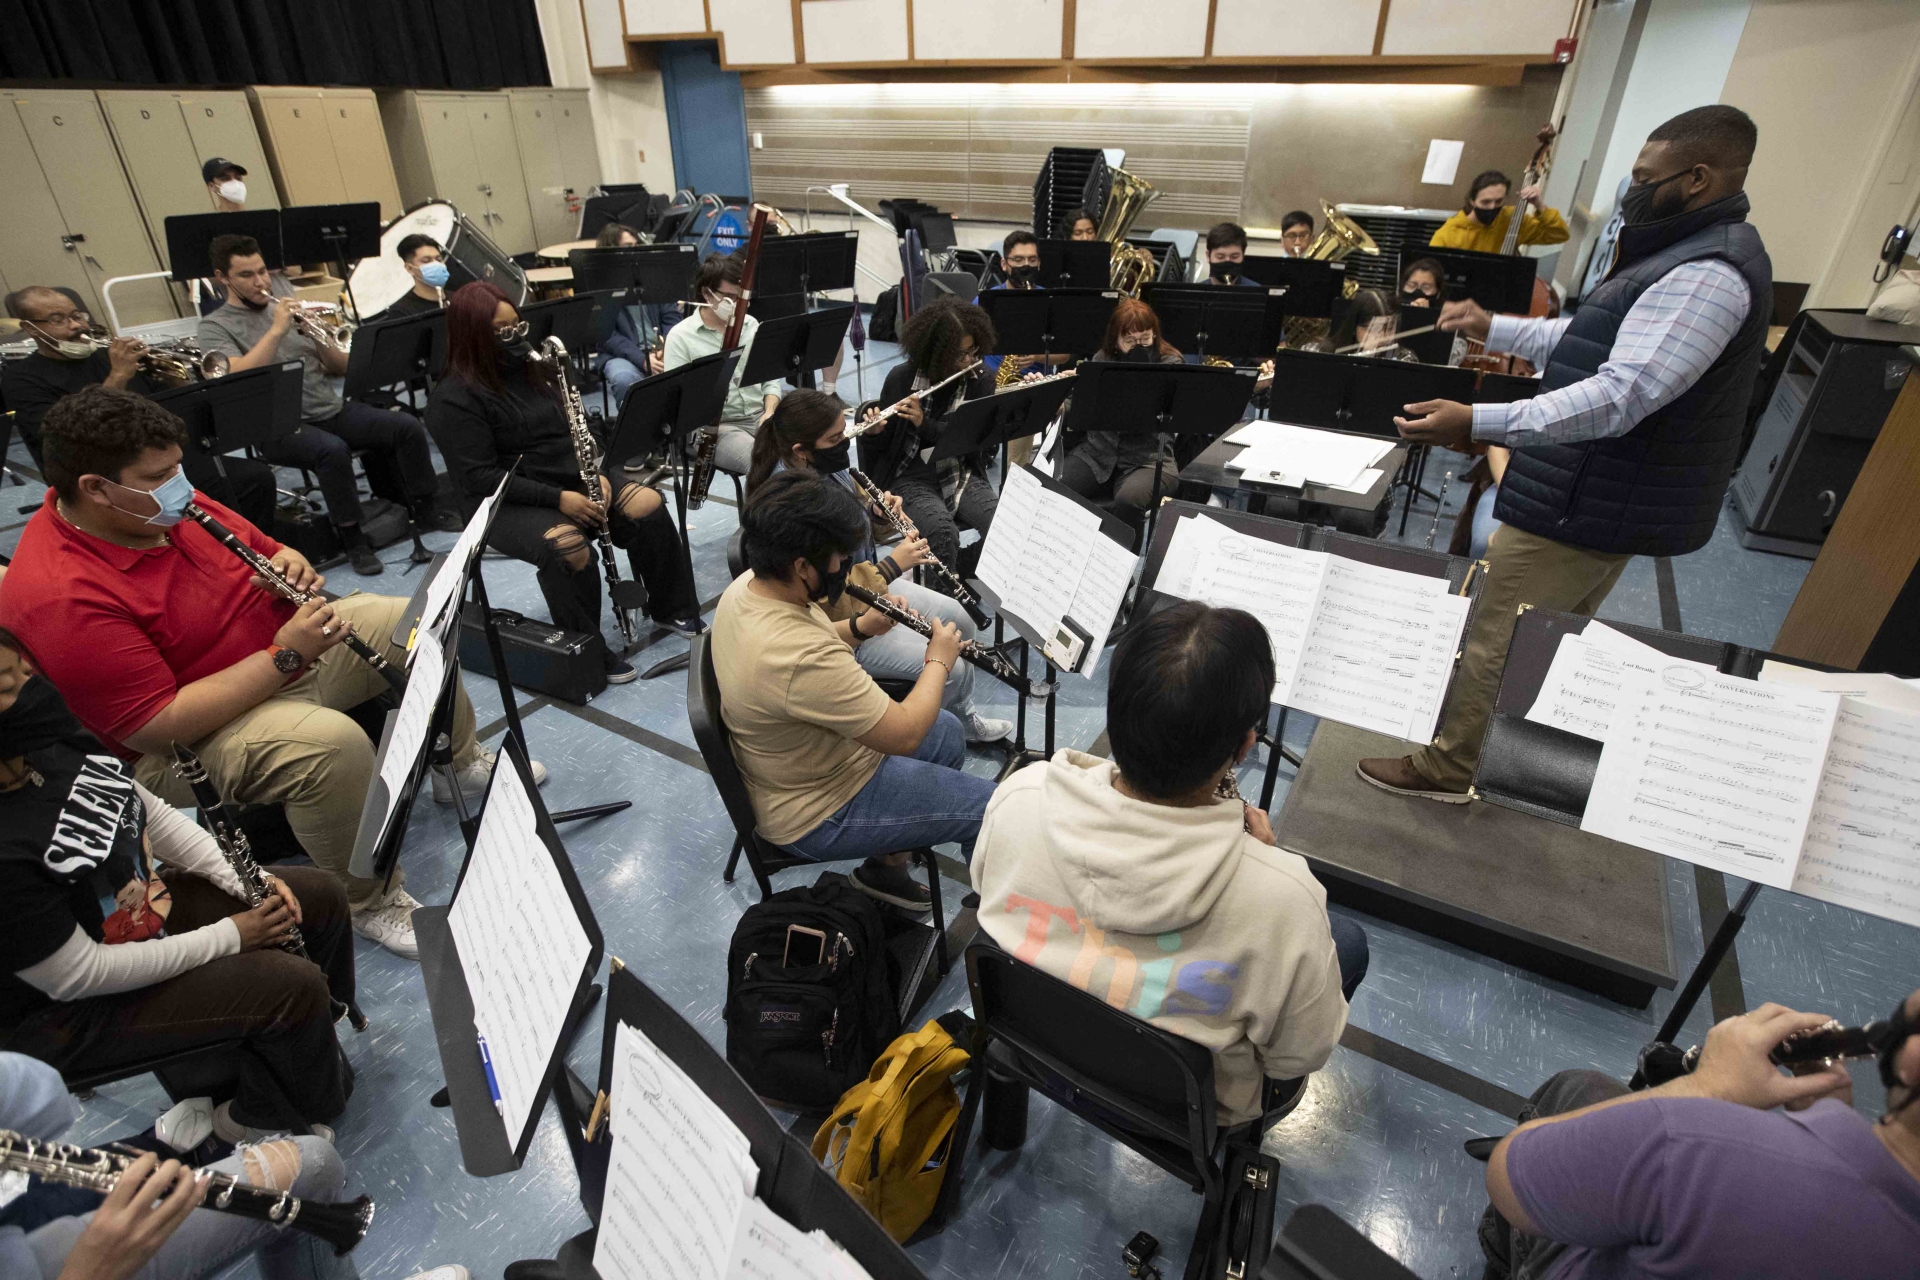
346, 200, 528, 318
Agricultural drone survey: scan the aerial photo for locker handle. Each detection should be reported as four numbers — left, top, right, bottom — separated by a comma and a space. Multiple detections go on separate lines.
60, 234, 88, 249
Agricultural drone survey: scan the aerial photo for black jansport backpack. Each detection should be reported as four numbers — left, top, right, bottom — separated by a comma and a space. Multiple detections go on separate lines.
724, 873, 901, 1109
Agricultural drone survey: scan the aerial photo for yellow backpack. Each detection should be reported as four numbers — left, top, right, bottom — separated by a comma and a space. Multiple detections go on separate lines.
812, 1013, 971, 1242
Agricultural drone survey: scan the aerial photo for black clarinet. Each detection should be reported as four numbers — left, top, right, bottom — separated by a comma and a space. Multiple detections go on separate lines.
846, 467, 991, 628
843, 582, 1024, 685
170, 743, 365, 1032
184, 504, 406, 696
0, 1129, 374, 1256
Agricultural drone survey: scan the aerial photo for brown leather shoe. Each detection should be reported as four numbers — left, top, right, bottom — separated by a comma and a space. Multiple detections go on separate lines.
1355, 755, 1472, 804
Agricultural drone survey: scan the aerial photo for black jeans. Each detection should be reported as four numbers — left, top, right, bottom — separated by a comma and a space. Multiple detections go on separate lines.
1478, 1068, 1631, 1280
1, 866, 355, 1131
485, 482, 697, 637
894, 470, 998, 582
266, 401, 437, 528
1059, 454, 1178, 547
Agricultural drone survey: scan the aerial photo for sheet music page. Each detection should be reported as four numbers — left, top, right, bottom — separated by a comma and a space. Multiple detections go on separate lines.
974, 467, 1100, 637
1221, 422, 1393, 488
417, 472, 510, 648
446, 755, 592, 1145
1175, 531, 1330, 705
1580, 669, 1841, 889
806, 1232, 875, 1280
1063, 533, 1137, 678
1791, 700, 1920, 929
373, 631, 444, 837
593, 1020, 757, 1280
1758, 662, 1920, 715
1526, 623, 1717, 741
724, 1197, 847, 1280
1290, 557, 1462, 741
1154, 511, 1238, 599
974, 466, 1045, 621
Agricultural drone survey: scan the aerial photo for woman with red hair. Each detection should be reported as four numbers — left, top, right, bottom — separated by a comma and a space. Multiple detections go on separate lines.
1059, 298, 1184, 544
425, 282, 700, 683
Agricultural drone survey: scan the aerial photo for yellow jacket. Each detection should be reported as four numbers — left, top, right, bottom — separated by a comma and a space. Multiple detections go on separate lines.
1429, 205, 1570, 253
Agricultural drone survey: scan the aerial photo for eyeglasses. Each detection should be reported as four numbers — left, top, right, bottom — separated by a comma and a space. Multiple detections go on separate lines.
494, 321, 530, 342
1122, 331, 1156, 347
35, 310, 89, 328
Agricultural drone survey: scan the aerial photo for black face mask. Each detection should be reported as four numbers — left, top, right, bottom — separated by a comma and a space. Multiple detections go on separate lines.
1117, 345, 1155, 363
1009, 265, 1040, 286
1208, 260, 1242, 284
811, 441, 851, 474
1400, 290, 1435, 308
497, 335, 534, 362
806, 558, 849, 606
1470, 205, 1500, 227
1619, 169, 1692, 227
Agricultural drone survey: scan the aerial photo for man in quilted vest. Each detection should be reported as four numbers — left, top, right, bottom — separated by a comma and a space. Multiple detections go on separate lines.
1359, 105, 1774, 802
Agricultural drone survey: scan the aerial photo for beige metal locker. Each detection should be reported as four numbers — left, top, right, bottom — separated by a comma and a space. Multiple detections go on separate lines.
0, 89, 174, 330
321, 93, 403, 222
178, 93, 279, 209
463, 96, 536, 257
248, 87, 402, 223
509, 88, 603, 249
380, 90, 538, 257
552, 93, 602, 196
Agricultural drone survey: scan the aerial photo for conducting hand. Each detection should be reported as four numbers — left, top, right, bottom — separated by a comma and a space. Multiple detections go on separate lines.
264, 545, 322, 595
1681, 1003, 1856, 1112
1437, 299, 1492, 342
273, 598, 351, 665
559, 488, 608, 529
925, 618, 963, 671
888, 534, 935, 572
105, 336, 145, 384
231, 892, 297, 952
56, 1153, 207, 1280
1394, 400, 1475, 450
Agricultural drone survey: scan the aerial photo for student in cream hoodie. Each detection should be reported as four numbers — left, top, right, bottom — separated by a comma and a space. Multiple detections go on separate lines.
972, 601, 1369, 1130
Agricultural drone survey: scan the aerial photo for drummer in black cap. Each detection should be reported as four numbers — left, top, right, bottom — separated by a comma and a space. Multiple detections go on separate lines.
203, 157, 248, 212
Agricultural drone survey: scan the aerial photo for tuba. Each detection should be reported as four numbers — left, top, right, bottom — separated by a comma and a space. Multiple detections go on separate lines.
1286, 200, 1381, 347
1096, 167, 1161, 296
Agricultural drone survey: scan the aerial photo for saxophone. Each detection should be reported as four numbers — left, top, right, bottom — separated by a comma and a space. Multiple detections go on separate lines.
541, 336, 644, 647
169, 743, 366, 1032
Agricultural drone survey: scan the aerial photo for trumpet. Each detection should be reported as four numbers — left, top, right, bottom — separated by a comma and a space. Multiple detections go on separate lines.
284, 301, 351, 352
847, 467, 990, 628
74, 329, 228, 387
844, 583, 1024, 686
0, 1129, 374, 1256
845, 361, 982, 438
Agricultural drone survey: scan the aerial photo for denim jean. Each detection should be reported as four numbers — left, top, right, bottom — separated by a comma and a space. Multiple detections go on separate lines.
26, 1136, 357, 1280
1478, 1069, 1630, 1280
602, 357, 645, 412
856, 578, 977, 718
781, 709, 996, 861
1470, 482, 1504, 561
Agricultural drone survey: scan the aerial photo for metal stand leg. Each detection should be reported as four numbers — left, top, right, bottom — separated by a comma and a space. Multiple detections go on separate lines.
642, 440, 702, 681
1257, 706, 1302, 812
1629, 881, 1763, 1087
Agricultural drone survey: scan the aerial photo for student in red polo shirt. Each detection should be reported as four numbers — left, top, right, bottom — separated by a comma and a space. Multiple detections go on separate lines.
0, 387, 549, 960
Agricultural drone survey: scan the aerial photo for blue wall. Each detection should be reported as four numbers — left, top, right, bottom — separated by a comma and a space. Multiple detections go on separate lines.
658, 41, 752, 202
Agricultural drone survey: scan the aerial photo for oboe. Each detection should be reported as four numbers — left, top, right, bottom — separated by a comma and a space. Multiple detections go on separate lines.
184, 504, 405, 696
170, 743, 364, 1032
843, 583, 1023, 685
541, 336, 643, 647
844, 361, 983, 438
0, 1129, 374, 1256
847, 467, 990, 628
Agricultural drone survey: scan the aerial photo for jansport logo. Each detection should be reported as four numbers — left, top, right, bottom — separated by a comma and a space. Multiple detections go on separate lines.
759, 1007, 805, 1025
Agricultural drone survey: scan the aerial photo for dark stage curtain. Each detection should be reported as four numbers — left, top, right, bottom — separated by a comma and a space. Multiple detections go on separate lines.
0, 0, 553, 89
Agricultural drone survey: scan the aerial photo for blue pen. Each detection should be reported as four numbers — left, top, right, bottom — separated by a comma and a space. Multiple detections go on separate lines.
476, 1032, 505, 1119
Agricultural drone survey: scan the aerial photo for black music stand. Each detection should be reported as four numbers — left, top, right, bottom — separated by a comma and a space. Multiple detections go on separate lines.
343, 311, 446, 402
1142, 283, 1288, 363
521, 291, 606, 359
755, 231, 860, 303
153, 361, 304, 456
566, 244, 697, 315
1259, 259, 1345, 318
164, 211, 285, 281
931, 371, 1077, 469
977, 287, 1117, 363
414, 737, 606, 1176
1034, 238, 1113, 289
609, 352, 740, 681
1414, 247, 1539, 313
281, 203, 382, 320
1069, 361, 1257, 600
1398, 324, 1457, 366
737, 303, 854, 392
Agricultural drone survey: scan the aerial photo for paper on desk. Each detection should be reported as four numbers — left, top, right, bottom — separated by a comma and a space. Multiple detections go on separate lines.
446, 754, 592, 1146
1758, 662, 1920, 715
593, 1020, 757, 1280
1526, 623, 1716, 742
373, 631, 444, 839
1792, 699, 1920, 929
1580, 668, 1840, 889
1222, 423, 1392, 489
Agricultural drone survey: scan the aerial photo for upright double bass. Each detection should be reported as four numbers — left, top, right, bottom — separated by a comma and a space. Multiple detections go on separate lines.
1460, 121, 1560, 378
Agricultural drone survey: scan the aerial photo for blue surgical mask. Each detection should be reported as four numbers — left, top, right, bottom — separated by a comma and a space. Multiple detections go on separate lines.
419, 262, 450, 289
106, 469, 194, 528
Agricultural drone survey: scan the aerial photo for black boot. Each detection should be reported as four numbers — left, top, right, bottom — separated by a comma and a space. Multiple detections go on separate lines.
337, 524, 384, 576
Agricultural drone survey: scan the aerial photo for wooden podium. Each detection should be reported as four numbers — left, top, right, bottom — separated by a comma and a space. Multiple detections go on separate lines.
1774, 370, 1920, 674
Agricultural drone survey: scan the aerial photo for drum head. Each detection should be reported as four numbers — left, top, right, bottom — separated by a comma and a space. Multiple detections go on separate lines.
348, 201, 459, 317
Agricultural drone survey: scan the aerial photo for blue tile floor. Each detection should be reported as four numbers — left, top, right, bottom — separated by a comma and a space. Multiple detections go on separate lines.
8, 346, 1916, 1280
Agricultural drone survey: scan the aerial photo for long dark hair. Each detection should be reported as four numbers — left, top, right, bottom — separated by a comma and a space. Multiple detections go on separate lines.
444, 281, 516, 393
899, 298, 995, 382
745, 389, 846, 499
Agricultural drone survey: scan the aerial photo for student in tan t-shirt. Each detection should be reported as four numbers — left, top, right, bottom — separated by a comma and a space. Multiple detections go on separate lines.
710, 471, 998, 912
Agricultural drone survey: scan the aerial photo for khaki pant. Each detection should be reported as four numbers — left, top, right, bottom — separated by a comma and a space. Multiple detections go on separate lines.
1409, 523, 1631, 790
135, 593, 481, 910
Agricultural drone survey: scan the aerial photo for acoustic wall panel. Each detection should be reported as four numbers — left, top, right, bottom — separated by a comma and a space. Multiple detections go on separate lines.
801, 0, 911, 64
1210, 0, 1380, 57
626, 0, 709, 36
711, 0, 798, 64
1381, 0, 1575, 56
1074, 0, 1209, 61
912, 0, 1064, 62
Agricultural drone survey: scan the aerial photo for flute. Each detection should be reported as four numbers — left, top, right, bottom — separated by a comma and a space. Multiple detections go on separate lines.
0, 1129, 375, 1255
843, 583, 1023, 686
846, 467, 991, 628
844, 361, 983, 437
170, 743, 365, 1031
184, 504, 405, 695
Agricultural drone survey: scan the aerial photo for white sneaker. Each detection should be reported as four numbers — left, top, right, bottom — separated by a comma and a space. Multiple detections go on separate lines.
210, 1100, 334, 1146
431, 750, 549, 806
401, 1269, 470, 1280
352, 894, 420, 960
965, 713, 1015, 744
